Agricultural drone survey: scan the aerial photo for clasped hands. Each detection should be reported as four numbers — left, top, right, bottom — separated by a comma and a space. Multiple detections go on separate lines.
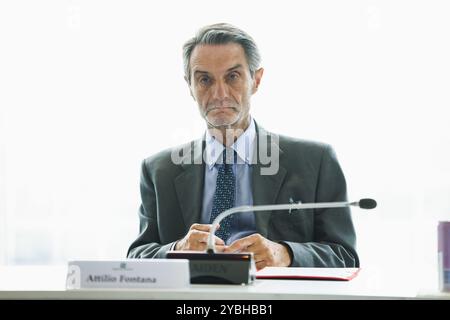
175, 223, 292, 270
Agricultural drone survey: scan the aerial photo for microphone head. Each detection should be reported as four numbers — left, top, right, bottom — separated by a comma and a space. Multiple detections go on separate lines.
359, 198, 377, 209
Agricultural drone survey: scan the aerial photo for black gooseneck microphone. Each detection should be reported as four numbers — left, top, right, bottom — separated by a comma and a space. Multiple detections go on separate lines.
356, 198, 377, 209
167, 198, 377, 285
206, 198, 377, 253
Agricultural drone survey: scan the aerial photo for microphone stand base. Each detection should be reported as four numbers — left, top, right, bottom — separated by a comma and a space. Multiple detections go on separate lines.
166, 251, 256, 285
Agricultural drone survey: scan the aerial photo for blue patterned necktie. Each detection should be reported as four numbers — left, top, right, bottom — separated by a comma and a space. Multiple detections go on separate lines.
209, 148, 236, 242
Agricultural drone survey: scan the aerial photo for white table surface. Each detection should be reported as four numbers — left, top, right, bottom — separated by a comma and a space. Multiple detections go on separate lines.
0, 265, 448, 300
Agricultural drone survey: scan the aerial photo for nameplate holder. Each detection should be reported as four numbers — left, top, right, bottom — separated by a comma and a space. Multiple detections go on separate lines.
66, 259, 190, 290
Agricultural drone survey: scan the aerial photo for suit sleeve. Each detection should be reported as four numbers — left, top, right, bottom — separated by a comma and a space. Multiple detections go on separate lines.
127, 160, 176, 259
280, 145, 359, 267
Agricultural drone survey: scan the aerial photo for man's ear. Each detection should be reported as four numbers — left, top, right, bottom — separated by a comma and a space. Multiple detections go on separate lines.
185, 75, 196, 101
251, 68, 264, 94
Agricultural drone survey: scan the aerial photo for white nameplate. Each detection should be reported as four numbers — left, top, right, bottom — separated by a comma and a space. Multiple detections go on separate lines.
66, 259, 190, 290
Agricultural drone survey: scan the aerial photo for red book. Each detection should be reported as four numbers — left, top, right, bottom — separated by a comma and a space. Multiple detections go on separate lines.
256, 267, 361, 281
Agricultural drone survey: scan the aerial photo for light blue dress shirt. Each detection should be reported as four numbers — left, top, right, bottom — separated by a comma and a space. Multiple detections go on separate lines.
201, 118, 257, 245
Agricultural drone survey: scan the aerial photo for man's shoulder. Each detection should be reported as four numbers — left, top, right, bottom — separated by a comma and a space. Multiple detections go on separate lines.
142, 139, 201, 172
271, 133, 342, 175
256, 123, 331, 156
269, 131, 331, 158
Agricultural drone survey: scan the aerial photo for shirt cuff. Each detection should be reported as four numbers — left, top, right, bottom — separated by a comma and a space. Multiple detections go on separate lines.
170, 241, 178, 251
278, 241, 294, 267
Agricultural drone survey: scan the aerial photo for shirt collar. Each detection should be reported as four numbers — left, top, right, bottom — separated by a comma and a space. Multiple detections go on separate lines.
205, 117, 256, 170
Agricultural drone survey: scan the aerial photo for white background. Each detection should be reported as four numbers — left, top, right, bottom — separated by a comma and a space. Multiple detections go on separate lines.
0, 0, 449, 288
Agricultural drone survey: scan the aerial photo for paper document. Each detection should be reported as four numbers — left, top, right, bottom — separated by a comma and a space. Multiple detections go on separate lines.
256, 267, 360, 281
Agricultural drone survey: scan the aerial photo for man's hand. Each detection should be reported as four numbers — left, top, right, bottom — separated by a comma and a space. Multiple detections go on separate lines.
224, 234, 292, 270
175, 223, 226, 252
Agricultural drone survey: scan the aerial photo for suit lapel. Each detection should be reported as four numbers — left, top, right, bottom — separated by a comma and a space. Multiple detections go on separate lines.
173, 125, 287, 236
174, 139, 205, 232
252, 124, 286, 237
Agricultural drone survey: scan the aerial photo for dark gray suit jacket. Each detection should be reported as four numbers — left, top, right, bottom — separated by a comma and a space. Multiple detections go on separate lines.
127, 123, 359, 267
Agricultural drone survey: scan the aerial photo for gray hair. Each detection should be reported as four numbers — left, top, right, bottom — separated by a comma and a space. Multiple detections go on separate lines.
183, 23, 261, 84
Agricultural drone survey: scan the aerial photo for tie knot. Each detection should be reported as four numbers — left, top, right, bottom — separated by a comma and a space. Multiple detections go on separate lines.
221, 148, 236, 165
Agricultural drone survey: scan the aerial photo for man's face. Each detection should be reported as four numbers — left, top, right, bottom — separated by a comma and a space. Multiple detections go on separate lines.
188, 43, 263, 131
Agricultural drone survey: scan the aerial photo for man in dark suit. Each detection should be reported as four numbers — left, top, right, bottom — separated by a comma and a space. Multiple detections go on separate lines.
127, 23, 358, 269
